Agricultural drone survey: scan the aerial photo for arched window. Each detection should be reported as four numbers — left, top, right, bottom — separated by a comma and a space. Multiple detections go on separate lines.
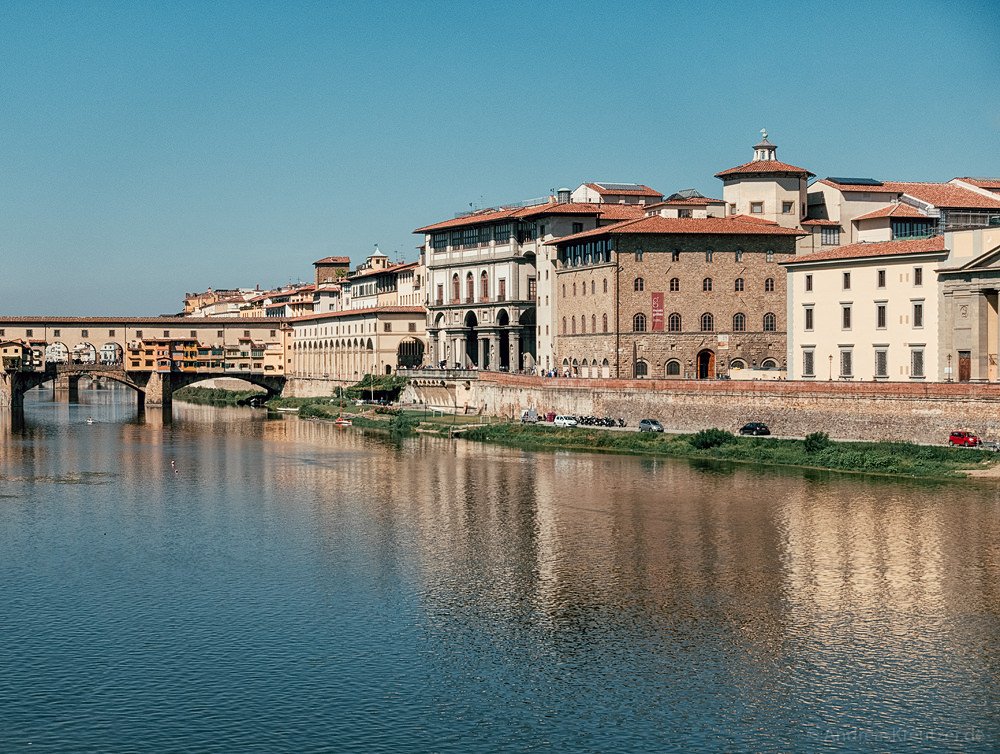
733, 313, 746, 332
573, 282, 577, 296
466, 273, 474, 302
633, 313, 647, 332
700, 313, 714, 332
761, 359, 777, 368
766, 250, 775, 263
562, 317, 566, 334
591, 281, 595, 294
730, 359, 746, 370
452, 274, 460, 302
480, 271, 489, 300
735, 249, 743, 263
571, 316, 577, 334
603, 279, 608, 293
580, 316, 585, 334
634, 277, 645, 292
591, 314, 596, 332
734, 277, 744, 292
763, 312, 777, 332
668, 313, 681, 332
765, 277, 775, 292
703, 277, 713, 292
706, 249, 714, 263
671, 250, 680, 262
670, 277, 680, 292
634, 360, 649, 378
665, 360, 682, 377
602, 313, 608, 333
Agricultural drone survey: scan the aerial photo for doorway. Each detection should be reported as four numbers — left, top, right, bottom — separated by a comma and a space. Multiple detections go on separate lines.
958, 350, 971, 382
697, 349, 715, 380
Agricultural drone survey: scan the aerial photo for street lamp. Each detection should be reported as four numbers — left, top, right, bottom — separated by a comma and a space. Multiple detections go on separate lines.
947, 353, 953, 382
828, 353, 833, 381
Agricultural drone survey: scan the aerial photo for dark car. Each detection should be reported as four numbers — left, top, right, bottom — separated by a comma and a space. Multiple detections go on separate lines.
739, 422, 771, 436
638, 418, 664, 433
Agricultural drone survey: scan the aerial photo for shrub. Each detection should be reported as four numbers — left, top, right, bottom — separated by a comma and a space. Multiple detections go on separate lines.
803, 431, 831, 454
689, 428, 736, 449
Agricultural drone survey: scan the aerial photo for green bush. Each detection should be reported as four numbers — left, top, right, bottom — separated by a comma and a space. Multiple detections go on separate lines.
803, 431, 831, 454
689, 428, 736, 449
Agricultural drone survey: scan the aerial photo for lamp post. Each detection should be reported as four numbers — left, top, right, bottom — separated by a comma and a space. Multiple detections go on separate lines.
947, 353, 953, 382
829, 353, 833, 381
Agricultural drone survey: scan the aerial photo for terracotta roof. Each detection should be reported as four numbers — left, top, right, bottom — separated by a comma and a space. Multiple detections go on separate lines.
883, 181, 1000, 209
727, 214, 780, 225
816, 178, 899, 193
782, 236, 947, 265
955, 177, 1000, 190
801, 219, 841, 227
290, 306, 425, 323
314, 256, 351, 265
594, 203, 648, 221
415, 199, 654, 234
547, 215, 805, 245
415, 206, 523, 233
853, 203, 928, 221
716, 159, 814, 178
645, 197, 726, 208
348, 261, 418, 281
0, 316, 282, 324
583, 183, 662, 197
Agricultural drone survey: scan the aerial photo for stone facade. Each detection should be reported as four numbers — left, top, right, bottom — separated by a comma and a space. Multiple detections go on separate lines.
554, 233, 796, 379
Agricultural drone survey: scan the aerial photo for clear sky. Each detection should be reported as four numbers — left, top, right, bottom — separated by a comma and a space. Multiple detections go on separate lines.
2, 0, 998, 315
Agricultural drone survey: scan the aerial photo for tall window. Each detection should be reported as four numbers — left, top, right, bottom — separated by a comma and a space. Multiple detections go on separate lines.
766, 250, 774, 263
466, 273, 474, 302
734, 278, 744, 292
804, 307, 814, 331
633, 313, 647, 332
875, 349, 888, 378
480, 271, 489, 300
452, 274, 460, 302
703, 277, 713, 292
700, 313, 714, 332
803, 350, 815, 377
840, 349, 853, 378
805, 274, 813, 292
914, 267, 923, 286
822, 227, 841, 245
634, 277, 645, 292
733, 313, 746, 332
591, 315, 596, 332
571, 317, 577, 334
876, 303, 887, 329
602, 313, 608, 333
763, 312, 776, 332
580, 316, 585, 333
671, 250, 680, 262
877, 269, 886, 288
843, 272, 851, 290
765, 277, 775, 292
499, 278, 507, 301
911, 349, 925, 378
913, 301, 924, 328
603, 279, 608, 293
842, 305, 852, 329
735, 249, 743, 263
670, 278, 680, 292
706, 249, 714, 263
436, 284, 444, 305
668, 313, 681, 332
562, 317, 566, 334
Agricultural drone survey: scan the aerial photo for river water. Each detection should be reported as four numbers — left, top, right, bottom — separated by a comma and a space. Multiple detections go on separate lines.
1, 386, 999, 753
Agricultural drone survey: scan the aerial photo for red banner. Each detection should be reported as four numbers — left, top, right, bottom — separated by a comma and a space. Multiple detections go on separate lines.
651, 292, 664, 331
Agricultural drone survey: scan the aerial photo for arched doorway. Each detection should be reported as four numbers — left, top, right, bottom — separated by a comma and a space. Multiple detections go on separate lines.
463, 311, 479, 368
496, 310, 510, 371
397, 338, 424, 369
697, 349, 715, 379
518, 308, 536, 370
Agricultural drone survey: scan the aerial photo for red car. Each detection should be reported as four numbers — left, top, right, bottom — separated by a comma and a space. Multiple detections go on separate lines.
948, 431, 981, 447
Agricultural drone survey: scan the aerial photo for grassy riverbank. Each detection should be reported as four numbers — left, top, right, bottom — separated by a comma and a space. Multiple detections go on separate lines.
173, 386, 266, 406
458, 424, 998, 479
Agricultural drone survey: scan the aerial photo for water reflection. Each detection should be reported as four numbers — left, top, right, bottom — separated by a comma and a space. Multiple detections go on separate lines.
0, 387, 997, 752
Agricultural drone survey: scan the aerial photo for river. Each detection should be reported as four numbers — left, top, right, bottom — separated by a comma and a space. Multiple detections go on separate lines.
1, 385, 998, 752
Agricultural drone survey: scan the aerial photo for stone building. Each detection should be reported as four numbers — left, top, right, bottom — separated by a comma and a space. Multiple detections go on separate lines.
546, 216, 802, 379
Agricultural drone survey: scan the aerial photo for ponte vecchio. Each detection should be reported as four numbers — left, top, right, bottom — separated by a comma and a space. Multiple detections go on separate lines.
0, 316, 289, 408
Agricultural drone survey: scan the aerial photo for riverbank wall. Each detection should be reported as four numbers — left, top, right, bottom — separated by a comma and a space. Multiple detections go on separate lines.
402, 373, 1000, 444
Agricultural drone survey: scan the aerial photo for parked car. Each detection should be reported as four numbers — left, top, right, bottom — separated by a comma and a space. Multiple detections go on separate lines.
948, 430, 981, 447
553, 415, 578, 427
739, 422, 771, 436
638, 419, 664, 433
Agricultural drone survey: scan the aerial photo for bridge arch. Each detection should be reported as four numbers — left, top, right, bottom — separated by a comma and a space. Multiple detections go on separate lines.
71, 342, 97, 364
46, 342, 69, 363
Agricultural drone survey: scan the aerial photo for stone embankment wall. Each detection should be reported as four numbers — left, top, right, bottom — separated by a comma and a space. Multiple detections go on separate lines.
405, 373, 1000, 444
283, 377, 350, 398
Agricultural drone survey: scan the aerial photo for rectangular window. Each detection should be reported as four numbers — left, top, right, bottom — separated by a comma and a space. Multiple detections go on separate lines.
243, 331, 250, 338
163, 330, 169, 337
821, 227, 840, 245
750, 202, 764, 214
671, 250, 680, 262
877, 269, 886, 288
876, 303, 887, 329
913, 302, 924, 328
766, 250, 774, 263
782, 201, 793, 214
217, 330, 223, 337
678, 208, 692, 218
81, 330, 88, 338
498, 278, 506, 301
804, 307, 814, 331
572, 222, 583, 234
136, 330, 142, 338
914, 267, 923, 285
26, 329, 32, 337
527, 278, 537, 300
840, 349, 853, 378
431, 233, 448, 249
190, 330, 197, 338
911, 349, 925, 378
805, 274, 813, 292
730, 203, 737, 214
875, 349, 888, 378
384, 323, 392, 332
803, 350, 815, 377
408, 323, 416, 332
53, 329, 61, 337
842, 305, 852, 330
843, 272, 851, 290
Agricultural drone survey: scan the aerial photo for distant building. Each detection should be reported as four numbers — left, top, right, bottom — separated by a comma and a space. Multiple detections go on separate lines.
313, 256, 351, 286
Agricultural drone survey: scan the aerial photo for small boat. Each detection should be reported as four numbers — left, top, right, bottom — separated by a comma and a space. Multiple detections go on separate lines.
333, 417, 353, 427
86, 417, 94, 424
275, 407, 299, 413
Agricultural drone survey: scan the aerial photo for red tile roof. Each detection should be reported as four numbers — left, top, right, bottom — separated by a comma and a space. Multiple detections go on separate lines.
415, 200, 650, 233
727, 214, 780, 225
782, 236, 946, 265
583, 183, 662, 197
646, 197, 726, 208
546, 215, 804, 245
816, 179, 900, 193
853, 203, 928, 221
801, 219, 841, 227
884, 181, 1000, 209
716, 159, 814, 178
314, 256, 351, 265
956, 177, 1000, 190
593, 203, 648, 221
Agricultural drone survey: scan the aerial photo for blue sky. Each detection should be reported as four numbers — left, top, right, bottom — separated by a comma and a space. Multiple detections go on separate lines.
2, 0, 998, 315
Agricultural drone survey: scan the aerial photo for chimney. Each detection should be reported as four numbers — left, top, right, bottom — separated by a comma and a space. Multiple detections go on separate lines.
557, 187, 571, 203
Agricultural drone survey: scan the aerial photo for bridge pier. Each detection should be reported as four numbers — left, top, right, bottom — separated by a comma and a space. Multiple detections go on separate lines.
54, 373, 80, 402
143, 371, 173, 407
1, 372, 24, 408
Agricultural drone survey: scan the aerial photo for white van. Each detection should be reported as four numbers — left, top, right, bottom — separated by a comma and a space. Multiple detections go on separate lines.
553, 415, 578, 427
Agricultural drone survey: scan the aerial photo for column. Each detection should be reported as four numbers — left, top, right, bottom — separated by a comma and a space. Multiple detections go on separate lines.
478, 336, 487, 369
510, 331, 521, 372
